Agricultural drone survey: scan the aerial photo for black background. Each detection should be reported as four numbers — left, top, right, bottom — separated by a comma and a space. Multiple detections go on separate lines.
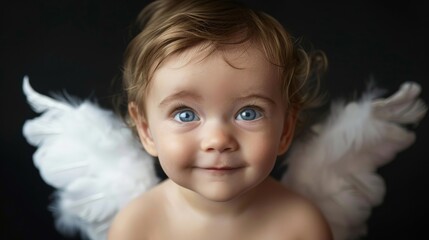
1, 0, 428, 239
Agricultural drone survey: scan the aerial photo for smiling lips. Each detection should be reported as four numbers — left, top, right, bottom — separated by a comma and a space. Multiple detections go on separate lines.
205, 167, 237, 170
199, 166, 243, 174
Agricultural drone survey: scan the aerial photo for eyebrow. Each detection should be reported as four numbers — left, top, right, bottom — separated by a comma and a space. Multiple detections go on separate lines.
235, 94, 277, 106
159, 91, 276, 108
159, 90, 203, 107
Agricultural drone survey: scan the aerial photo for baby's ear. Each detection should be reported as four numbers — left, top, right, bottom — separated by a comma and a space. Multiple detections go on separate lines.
278, 109, 298, 155
128, 102, 158, 156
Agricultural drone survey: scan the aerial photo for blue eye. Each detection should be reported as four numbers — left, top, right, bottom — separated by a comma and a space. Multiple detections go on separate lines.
174, 109, 199, 122
236, 108, 262, 121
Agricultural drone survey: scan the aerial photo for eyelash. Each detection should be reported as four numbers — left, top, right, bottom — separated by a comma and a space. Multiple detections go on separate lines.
170, 102, 189, 111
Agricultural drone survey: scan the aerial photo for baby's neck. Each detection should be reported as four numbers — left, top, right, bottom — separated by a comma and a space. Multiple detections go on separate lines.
166, 178, 274, 219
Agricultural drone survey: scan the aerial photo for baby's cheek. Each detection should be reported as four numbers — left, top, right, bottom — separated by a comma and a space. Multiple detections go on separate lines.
246, 138, 278, 168
157, 135, 195, 169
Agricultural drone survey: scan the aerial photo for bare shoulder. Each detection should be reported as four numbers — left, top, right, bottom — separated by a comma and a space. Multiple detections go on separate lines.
107, 180, 167, 240
288, 195, 333, 240
262, 179, 333, 240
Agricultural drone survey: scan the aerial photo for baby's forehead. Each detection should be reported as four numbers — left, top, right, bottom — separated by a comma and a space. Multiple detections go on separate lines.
161, 42, 271, 70
149, 42, 282, 97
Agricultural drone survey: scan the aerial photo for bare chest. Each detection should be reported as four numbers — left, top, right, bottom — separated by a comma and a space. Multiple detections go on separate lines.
141, 215, 299, 240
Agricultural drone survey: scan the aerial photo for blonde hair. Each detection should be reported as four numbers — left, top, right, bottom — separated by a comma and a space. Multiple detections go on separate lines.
121, 0, 327, 135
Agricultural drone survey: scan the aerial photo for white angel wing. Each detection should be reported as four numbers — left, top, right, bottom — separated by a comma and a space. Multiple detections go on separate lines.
282, 82, 427, 240
22, 76, 160, 240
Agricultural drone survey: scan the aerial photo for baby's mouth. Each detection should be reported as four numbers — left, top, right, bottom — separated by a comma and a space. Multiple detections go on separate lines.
205, 167, 237, 170
197, 166, 244, 174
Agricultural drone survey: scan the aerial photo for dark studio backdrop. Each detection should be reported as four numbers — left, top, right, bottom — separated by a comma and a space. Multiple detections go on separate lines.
1, 0, 428, 239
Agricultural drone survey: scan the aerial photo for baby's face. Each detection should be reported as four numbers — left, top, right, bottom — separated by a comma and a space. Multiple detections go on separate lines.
135, 44, 295, 202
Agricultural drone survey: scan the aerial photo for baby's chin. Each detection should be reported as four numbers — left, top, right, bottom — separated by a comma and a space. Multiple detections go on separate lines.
175, 176, 267, 204
195, 184, 252, 203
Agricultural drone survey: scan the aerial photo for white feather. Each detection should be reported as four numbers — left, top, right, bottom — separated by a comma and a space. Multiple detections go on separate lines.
22, 77, 160, 240
22, 76, 72, 113
282, 82, 427, 240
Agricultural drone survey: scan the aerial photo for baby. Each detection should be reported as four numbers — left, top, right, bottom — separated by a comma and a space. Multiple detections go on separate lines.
109, 0, 332, 239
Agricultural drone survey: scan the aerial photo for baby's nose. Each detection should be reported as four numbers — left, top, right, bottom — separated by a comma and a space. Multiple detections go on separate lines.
200, 122, 238, 153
